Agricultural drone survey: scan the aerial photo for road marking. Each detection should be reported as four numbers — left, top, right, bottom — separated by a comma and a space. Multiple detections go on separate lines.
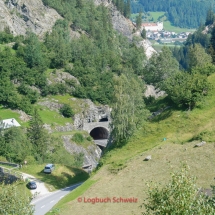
41, 205, 45, 208
50, 200, 55, 203
60, 196, 65, 199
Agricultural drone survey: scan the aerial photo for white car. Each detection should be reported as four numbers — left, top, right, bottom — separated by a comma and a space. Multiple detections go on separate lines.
44, 164, 55, 173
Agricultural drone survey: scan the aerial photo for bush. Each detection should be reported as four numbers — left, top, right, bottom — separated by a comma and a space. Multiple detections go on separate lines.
72, 133, 84, 143
60, 104, 74, 118
0, 156, 7, 162
24, 156, 36, 165
142, 165, 215, 214
86, 136, 93, 141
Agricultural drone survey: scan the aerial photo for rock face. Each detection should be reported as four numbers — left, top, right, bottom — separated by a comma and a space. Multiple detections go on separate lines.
145, 85, 165, 98
94, 0, 134, 39
138, 39, 157, 59
73, 99, 110, 130
0, 0, 61, 37
63, 135, 102, 170
47, 70, 79, 86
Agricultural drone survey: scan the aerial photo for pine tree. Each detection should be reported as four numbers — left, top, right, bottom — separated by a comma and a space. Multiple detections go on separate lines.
27, 108, 48, 161
205, 7, 215, 26
141, 28, 146, 39
136, 12, 142, 30
188, 44, 212, 70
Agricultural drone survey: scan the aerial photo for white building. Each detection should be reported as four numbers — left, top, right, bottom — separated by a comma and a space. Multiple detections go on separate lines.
142, 22, 163, 31
1, 118, 20, 129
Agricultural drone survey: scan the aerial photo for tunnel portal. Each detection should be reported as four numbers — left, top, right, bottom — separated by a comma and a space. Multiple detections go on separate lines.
90, 127, 109, 140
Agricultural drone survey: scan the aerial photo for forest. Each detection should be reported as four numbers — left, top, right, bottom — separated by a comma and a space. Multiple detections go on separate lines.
131, 0, 213, 28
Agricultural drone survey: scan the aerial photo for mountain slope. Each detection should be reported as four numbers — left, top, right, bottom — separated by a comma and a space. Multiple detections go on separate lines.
48, 73, 215, 214
0, 0, 61, 37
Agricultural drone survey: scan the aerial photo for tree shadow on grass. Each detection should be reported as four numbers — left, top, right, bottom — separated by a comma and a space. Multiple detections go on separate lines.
36, 166, 89, 190
149, 109, 173, 122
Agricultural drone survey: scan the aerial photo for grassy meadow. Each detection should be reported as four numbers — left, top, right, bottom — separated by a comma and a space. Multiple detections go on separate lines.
131, 11, 196, 33
48, 73, 215, 214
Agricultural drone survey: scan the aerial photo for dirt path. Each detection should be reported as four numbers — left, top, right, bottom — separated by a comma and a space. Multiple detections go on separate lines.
22, 173, 50, 198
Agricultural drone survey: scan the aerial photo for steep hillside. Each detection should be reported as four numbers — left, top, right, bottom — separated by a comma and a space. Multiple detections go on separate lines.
0, 0, 61, 37
48, 73, 215, 214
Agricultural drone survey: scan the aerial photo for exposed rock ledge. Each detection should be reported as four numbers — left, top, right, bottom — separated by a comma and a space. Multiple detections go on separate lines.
0, 0, 61, 37
63, 135, 102, 170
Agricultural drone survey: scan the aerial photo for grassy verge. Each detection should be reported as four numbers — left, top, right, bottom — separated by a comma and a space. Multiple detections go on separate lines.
16, 180, 32, 198
163, 20, 195, 33
152, 43, 181, 52
52, 130, 94, 149
36, 106, 73, 126
47, 179, 97, 215
22, 164, 89, 191
0, 106, 21, 123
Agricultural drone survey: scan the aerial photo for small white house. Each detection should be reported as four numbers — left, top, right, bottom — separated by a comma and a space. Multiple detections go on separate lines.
1, 118, 20, 129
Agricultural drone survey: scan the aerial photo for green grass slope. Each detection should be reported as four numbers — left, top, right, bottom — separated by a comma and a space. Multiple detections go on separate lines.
48, 73, 215, 214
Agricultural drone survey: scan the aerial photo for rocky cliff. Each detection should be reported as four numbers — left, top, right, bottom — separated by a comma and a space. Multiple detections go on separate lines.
94, 0, 134, 39
63, 135, 102, 170
0, 0, 61, 37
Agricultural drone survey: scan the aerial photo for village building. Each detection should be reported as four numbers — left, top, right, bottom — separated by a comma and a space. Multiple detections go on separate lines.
142, 22, 163, 31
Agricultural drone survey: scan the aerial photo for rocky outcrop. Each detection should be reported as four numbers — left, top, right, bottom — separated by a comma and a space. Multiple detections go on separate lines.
47, 70, 79, 86
0, 0, 61, 37
63, 135, 102, 169
145, 85, 165, 98
73, 99, 110, 130
94, 0, 134, 39
12, 109, 31, 122
37, 99, 63, 112
138, 39, 157, 59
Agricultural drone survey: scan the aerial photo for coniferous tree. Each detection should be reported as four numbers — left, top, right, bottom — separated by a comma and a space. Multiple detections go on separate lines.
136, 12, 142, 30
209, 26, 215, 63
27, 108, 48, 161
141, 28, 146, 39
188, 44, 212, 70
205, 7, 215, 26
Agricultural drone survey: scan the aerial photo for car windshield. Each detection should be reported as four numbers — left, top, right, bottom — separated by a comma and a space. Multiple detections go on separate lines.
30, 182, 36, 185
45, 167, 50, 169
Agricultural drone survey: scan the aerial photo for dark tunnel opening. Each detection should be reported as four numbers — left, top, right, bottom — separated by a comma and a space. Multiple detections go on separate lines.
99, 118, 108, 122
90, 127, 109, 140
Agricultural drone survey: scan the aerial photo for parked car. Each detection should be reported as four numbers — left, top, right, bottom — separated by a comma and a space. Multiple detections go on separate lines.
44, 164, 55, 173
27, 181, 37, 189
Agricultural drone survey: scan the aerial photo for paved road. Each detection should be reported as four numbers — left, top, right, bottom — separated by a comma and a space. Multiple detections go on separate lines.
32, 182, 83, 215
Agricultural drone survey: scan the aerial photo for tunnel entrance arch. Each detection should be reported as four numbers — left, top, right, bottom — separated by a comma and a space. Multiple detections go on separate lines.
90, 126, 109, 149
90, 127, 109, 140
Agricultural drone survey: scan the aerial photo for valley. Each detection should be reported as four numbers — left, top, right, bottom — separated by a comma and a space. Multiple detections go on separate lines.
0, 0, 215, 214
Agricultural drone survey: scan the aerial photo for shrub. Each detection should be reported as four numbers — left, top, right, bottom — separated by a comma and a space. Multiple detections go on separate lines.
60, 104, 74, 118
0, 156, 7, 162
72, 133, 84, 143
86, 136, 93, 141
24, 156, 36, 165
